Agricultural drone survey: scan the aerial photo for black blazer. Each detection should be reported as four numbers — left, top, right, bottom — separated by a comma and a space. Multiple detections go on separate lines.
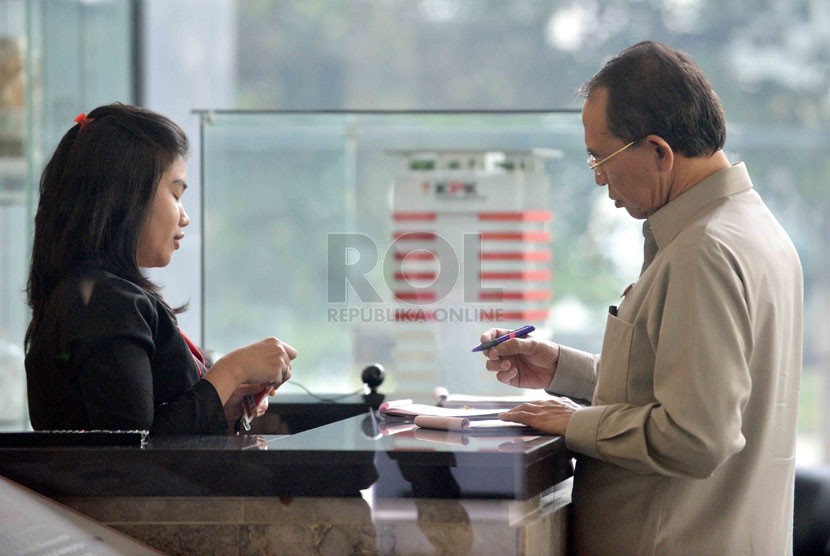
26, 267, 227, 435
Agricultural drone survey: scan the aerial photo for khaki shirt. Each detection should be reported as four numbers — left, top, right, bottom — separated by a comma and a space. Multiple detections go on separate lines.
550, 163, 803, 555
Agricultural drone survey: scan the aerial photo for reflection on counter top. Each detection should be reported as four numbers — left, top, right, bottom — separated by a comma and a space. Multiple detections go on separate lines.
0, 412, 571, 501
0, 412, 573, 555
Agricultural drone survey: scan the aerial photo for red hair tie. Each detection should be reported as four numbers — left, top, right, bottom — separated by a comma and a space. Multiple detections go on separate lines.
74, 112, 94, 132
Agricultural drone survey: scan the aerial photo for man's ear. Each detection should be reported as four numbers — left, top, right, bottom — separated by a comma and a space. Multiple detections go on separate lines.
646, 134, 674, 172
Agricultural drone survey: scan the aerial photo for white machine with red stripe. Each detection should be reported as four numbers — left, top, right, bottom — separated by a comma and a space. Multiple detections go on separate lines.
385, 150, 553, 392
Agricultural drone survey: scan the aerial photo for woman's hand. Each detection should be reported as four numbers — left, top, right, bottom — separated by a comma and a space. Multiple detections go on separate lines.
479, 328, 560, 389
223, 383, 274, 422
205, 337, 297, 407
217, 337, 297, 385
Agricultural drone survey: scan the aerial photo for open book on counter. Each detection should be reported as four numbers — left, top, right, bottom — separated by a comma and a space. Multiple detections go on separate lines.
378, 399, 503, 420
377, 388, 552, 433
432, 386, 551, 409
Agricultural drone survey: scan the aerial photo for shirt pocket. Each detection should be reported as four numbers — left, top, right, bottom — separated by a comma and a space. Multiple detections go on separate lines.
596, 312, 634, 404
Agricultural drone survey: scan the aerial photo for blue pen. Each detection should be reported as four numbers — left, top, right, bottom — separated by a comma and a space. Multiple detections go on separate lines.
471, 325, 536, 352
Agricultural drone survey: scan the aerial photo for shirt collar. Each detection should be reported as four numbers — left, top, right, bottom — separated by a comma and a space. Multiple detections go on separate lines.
646, 162, 753, 250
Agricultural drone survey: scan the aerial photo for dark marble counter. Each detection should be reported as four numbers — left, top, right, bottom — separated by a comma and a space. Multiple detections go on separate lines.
0, 411, 572, 501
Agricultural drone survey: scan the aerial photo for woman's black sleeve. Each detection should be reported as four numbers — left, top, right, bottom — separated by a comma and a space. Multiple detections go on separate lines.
67, 276, 228, 435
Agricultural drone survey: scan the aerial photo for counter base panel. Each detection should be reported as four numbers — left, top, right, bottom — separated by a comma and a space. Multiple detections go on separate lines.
56, 483, 571, 556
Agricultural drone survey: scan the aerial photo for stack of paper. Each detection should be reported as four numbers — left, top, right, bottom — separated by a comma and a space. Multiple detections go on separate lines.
378, 399, 532, 432
379, 399, 503, 420
432, 387, 550, 409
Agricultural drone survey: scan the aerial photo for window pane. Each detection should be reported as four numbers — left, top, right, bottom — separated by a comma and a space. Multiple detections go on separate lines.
0, 0, 134, 430
201, 111, 590, 394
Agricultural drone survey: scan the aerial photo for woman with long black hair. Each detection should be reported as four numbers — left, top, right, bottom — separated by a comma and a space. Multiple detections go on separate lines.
25, 103, 295, 435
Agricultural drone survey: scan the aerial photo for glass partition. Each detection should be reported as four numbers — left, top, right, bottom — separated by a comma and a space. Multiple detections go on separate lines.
0, 0, 134, 430
200, 111, 596, 395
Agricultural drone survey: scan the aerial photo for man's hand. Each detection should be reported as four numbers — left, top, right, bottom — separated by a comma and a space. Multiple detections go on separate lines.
499, 397, 582, 436
480, 328, 560, 389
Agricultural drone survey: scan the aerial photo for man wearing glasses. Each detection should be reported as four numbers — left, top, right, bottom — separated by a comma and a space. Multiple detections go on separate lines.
480, 41, 802, 555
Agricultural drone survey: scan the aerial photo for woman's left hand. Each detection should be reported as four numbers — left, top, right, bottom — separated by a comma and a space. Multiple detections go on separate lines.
224, 383, 275, 422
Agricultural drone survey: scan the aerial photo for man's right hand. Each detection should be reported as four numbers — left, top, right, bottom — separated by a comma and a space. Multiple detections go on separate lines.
479, 328, 559, 389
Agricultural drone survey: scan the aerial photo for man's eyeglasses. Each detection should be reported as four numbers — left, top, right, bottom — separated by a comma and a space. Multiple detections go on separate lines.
587, 140, 637, 173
